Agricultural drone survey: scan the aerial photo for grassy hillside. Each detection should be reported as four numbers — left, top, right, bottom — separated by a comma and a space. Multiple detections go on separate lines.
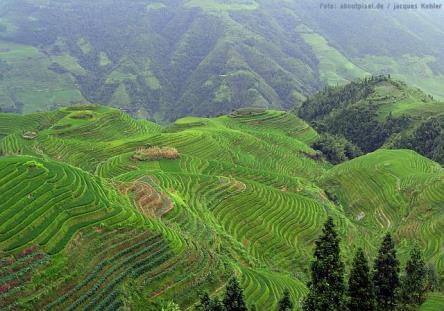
298, 76, 444, 163
1, 0, 444, 119
0, 105, 443, 309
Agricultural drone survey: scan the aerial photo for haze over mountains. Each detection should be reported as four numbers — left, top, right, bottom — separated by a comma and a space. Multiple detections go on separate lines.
0, 1, 444, 310
1, 0, 444, 120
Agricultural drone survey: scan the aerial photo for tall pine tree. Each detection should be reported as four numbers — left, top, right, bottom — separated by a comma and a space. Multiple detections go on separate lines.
223, 277, 248, 311
400, 245, 427, 310
373, 233, 400, 311
302, 217, 346, 311
278, 289, 293, 311
348, 248, 375, 311
195, 292, 224, 311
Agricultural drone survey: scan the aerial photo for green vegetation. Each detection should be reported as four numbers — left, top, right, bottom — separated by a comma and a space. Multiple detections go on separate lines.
298, 30, 369, 86
303, 218, 346, 311
302, 223, 432, 311
298, 76, 444, 163
0, 40, 86, 113
0, 105, 443, 309
348, 249, 375, 311
278, 289, 293, 311
223, 277, 248, 311
312, 133, 362, 164
400, 246, 428, 310
2, 0, 444, 118
0, 0, 444, 308
394, 116, 444, 164
373, 233, 400, 311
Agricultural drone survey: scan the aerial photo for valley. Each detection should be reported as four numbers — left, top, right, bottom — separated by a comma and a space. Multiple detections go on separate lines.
0, 1, 443, 309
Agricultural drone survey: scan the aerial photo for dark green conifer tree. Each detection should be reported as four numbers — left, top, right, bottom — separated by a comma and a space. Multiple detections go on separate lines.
196, 293, 212, 311
278, 289, 293, 311
223, 277, 248, 311
426, 263, 440, 292
373, 233, 400, 311
302, 217, 346, 311
400, 245, 427, 310
195, 292, 224, 311
211, 298, 225, 311
348, 248, 375, 311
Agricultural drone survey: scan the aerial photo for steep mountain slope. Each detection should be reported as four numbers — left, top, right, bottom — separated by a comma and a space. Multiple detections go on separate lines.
321, 149, 444, 269
0, 105, 443, 309
294, 1, 444, 96
298, 76, 444, 163
1, 0, 444, 119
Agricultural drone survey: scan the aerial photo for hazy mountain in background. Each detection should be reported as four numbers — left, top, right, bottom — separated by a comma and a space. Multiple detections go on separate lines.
0, 0, 443, 120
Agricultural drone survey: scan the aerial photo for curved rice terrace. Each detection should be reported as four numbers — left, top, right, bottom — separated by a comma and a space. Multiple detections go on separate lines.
0, 106, 443, 309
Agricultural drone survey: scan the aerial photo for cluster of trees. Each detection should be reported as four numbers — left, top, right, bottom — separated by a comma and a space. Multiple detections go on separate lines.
395, 117, 444, 164
298, 76, 432, 163
311, 133, 362, 164
195, 217, 436, 311
299, 76, 387, 121
195, 277, 248, 311
195, 276, 294, 311
300, 75, 444, 165
319, 107, 411, 154
311, 111, 412, 164
303, 217, 434, 311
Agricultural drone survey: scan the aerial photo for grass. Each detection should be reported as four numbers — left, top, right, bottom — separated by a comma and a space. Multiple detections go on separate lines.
420, 293, 444, 311
321, 149, 444, 269
0, 106, 443, 310
51, 54, 87, 76
298, 29, 370, 86
0, 40, 87, 113
358, 54, 444, 100
372, 80, 443, 119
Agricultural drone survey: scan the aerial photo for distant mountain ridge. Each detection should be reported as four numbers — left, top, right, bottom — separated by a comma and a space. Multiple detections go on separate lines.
1, 0, 444, 120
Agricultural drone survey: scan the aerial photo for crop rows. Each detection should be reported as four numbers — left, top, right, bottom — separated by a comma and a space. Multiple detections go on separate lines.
0, 156, 139, 254
0, 247, 50, 310
241, 268, 307, 310
43, 230, 172, 310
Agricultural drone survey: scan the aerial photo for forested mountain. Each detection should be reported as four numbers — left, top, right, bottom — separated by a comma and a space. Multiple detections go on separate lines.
298, 76, 444, 164
1, 0, 444, 120
1, 1, 444, 309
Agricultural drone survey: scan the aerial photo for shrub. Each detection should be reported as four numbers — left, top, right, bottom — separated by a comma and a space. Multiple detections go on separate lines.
24, 160, 45, 169
132, 147, 180, 161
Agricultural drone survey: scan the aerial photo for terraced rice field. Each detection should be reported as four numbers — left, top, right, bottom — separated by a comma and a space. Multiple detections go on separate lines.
0, 106, 443, 309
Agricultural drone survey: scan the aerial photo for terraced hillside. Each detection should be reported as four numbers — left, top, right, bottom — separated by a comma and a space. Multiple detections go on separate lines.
0, 105, 443, 309
1, 0, 444, 119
